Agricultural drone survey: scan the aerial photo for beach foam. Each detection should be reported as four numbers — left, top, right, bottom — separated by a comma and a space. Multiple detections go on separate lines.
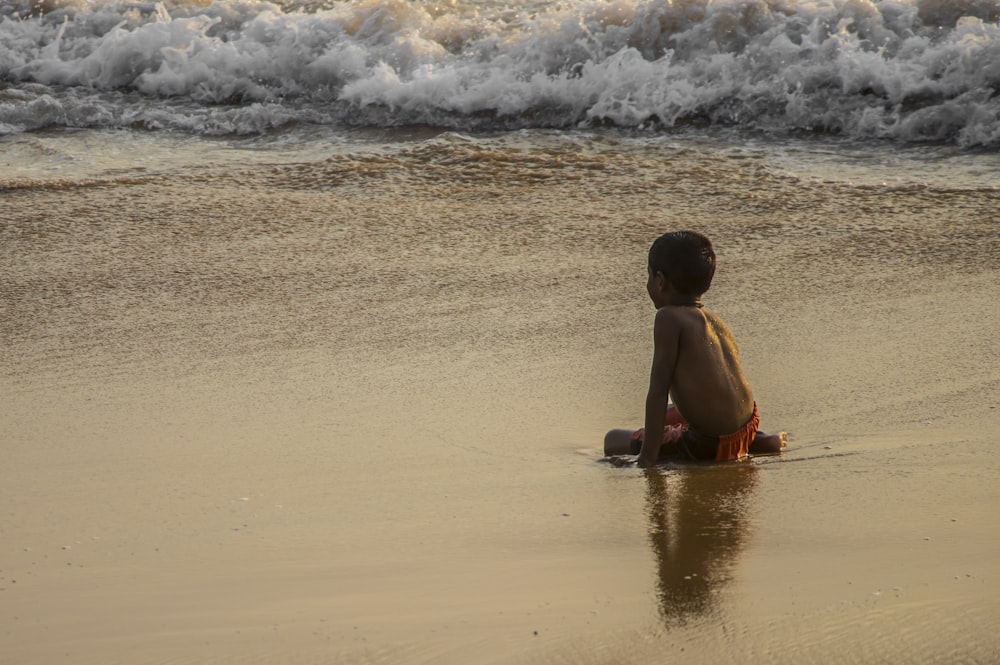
1, 0, 999, 144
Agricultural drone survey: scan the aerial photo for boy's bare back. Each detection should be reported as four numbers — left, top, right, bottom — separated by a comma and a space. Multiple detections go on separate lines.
652, 304, 755, 437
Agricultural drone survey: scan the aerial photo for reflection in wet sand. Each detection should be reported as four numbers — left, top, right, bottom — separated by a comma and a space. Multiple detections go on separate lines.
643, 465, 758, 625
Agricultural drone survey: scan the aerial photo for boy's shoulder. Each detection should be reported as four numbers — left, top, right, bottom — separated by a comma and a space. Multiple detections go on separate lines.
654, 303, 708, 325
655, 303, 737, 344
652, 304, 708, 343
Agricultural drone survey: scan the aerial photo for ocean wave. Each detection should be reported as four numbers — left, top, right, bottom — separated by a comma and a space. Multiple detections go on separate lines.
1, 0, 999, 146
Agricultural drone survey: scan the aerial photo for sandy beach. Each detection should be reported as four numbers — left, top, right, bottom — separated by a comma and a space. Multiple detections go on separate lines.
2, 134, 999, 664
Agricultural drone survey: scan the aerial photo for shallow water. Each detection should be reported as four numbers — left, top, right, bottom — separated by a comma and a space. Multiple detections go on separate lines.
3, 124, 999, 663
2, 0, 1000, 662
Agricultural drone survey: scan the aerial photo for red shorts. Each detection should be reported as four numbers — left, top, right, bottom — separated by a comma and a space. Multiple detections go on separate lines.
629, 403, 760, 462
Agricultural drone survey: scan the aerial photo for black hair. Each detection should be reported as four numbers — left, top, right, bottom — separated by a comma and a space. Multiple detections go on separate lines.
648, 230, 716, 296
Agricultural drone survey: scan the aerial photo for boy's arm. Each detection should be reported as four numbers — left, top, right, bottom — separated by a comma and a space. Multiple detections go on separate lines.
637, 308, 681, 468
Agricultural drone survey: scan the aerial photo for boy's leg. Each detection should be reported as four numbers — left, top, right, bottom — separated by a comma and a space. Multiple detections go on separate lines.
749, 430, 788, 454
609, 427, 786, 458
605, 406, 686, 457
604, 429, 636, 456
606, 424, 690, 459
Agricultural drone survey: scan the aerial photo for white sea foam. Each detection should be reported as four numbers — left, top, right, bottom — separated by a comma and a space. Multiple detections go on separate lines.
1, 0, 999, 145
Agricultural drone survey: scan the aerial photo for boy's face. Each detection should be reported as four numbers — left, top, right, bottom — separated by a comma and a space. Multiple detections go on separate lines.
646, 267, 668, 308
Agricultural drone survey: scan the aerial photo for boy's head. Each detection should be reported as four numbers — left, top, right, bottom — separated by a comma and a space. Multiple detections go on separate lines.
648, 230, 716, 297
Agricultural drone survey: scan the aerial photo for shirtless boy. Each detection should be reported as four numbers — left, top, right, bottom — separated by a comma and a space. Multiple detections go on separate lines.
605, 231, 786, 467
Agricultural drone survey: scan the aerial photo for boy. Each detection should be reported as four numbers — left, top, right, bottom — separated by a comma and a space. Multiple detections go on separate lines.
605, 231, 785, 467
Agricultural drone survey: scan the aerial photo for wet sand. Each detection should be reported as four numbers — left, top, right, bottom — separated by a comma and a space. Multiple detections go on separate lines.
2, 137, 999, 663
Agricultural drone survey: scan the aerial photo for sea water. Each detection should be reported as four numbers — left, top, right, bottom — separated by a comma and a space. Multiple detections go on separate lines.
3, 4, 1000, 664
2, 0, 1000, 142
2, 0, 1000, 173
3, 0, 999, 401
2, 0, 999, 420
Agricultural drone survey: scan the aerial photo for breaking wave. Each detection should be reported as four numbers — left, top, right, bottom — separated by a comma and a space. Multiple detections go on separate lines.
1, 0, 999, 146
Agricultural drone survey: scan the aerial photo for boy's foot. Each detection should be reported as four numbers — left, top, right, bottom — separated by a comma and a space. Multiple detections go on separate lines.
750, 431, 787, 455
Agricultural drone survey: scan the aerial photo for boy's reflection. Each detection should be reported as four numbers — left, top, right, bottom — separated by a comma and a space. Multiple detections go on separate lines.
643, 464, 758, 623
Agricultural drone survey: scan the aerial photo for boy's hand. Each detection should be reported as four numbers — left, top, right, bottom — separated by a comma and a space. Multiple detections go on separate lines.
635, 453, 657, 468
606, 455, 637, 468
